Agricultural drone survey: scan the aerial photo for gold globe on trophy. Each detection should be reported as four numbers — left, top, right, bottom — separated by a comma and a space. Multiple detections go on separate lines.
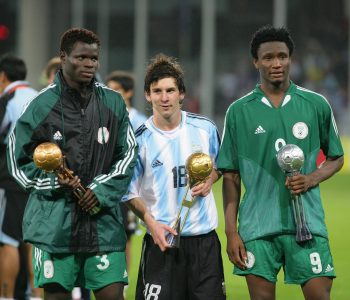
33, 142, 100, 215
166, 152, 213, 248
186, 152, 213, 188
33, 142, 63, 172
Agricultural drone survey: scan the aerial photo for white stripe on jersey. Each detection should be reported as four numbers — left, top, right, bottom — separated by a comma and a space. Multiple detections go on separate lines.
124, 111, 220, 236
296, 85, 339, 135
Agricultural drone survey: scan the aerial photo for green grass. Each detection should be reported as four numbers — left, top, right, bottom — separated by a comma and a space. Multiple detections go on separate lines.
125, 173, 350, 300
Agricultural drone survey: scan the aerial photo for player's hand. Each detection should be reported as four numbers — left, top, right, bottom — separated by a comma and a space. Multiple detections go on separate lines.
78, 189, 99, 212
58, 173, 81, 189
191, 178, 212, 198
226, 231, 247, 270
285, 174, 313, 194
145, 215, 177, 252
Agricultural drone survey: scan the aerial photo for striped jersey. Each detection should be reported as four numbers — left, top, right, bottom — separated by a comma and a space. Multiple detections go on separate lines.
128, 107, 147, 131
123, 110, 221, 236
217, 81, 344, 242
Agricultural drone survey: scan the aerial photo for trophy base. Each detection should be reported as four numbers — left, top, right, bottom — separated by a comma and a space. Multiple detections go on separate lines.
89, 206, 101, 215
165, 233, 180, 248
296, 226, 313, 243
165, 219, 181, 248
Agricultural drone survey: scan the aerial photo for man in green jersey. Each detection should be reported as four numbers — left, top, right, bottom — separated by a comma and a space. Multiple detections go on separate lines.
7, 28, 138, 300
217, 25, 344, 300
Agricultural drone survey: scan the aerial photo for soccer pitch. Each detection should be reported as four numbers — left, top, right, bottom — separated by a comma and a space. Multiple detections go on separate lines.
126, 172, 350, 299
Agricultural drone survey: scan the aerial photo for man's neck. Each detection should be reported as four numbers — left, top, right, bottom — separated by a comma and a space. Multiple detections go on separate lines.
260, 80, 290, 108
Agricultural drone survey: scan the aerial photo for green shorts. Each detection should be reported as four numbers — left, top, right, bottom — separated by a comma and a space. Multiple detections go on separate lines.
32, 247, 128, 291
234, 234, 336, 284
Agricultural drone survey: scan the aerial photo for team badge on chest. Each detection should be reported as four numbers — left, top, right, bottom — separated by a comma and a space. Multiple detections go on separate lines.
292, 122, 308, 139
97, 127, 110, 144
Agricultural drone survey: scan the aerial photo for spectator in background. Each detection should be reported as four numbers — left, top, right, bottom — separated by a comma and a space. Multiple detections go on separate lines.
45, 56, 61, 85
106, 71, 147, 130
0, 54, 42, 299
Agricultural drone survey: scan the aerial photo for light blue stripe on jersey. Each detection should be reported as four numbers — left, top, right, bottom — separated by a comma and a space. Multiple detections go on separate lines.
124, 110, 220, 236
128, 107, 147, 131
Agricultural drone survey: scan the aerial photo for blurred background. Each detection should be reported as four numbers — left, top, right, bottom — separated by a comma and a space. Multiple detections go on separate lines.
1, 0, 350, 141
1, 1, 349, 299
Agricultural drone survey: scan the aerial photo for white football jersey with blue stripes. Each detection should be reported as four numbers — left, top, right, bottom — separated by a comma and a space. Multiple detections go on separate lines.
128, 107, 147, 131
123, 110, 221, 236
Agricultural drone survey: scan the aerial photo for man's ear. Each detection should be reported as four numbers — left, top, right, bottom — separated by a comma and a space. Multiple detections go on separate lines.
253, 58, 259, 70
144, 91, 150, 102
59, 51, 66, 64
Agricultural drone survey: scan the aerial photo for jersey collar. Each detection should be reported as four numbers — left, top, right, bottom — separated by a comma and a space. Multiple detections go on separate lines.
254, 81, 297, 108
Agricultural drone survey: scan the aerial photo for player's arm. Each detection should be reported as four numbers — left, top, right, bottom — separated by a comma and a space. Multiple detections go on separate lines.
126, 197, 177, 252
222, 170, 247, 269
286, 155, 344, 195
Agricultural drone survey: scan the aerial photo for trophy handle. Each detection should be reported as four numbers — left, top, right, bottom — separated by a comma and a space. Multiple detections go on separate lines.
172, 185, 191, 231
56, 159, 100, 215
291, 193, 312, 242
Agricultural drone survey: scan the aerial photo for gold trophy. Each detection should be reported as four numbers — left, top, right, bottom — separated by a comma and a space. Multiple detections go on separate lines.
33, 142, 100, 215
166, 152, 213, 248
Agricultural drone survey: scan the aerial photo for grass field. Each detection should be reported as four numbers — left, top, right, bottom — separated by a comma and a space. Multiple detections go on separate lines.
125, 172, 350, 300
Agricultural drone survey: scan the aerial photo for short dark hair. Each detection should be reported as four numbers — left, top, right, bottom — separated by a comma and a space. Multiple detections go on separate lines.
0, 54, 27, 82
144, 53, 186, 94
105, 71, 134, 92
250, 25, 294, 59
60, 27, 101, 55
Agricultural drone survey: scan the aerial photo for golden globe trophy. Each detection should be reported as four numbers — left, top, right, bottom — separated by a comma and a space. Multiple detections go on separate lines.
166, 152, 213, 248
33, 142, 100, 215
277, 144, 312, 242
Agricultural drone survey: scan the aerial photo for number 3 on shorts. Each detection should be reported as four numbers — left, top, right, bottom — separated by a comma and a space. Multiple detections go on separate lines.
310, 252, 322, 274
96, 254, 110, 270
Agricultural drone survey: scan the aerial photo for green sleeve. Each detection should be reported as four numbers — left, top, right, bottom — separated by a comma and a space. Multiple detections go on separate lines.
7, 99, 58, 192
217, 104, 238, 171
319, 99, 343, 158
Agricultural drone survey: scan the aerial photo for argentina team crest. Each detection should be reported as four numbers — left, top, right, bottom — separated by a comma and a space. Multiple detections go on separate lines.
292, 122, 308, 139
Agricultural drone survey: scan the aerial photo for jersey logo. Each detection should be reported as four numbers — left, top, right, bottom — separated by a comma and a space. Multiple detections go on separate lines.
325, 264, 334, 273
123, 269, 128, 278
254, 125, 266, 134
151, 159, 163, 168
245, 251, 255, 269
97, 127, 110, 144
292, 122, 308, 139
44, 260, 54, 278
53, 130, 63, 141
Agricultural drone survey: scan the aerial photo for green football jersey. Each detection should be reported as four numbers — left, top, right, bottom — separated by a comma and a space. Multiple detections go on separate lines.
218, 81, 343, 242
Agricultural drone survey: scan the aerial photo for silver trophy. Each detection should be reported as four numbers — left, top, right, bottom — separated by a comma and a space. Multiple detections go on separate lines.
277, 144, 312, 242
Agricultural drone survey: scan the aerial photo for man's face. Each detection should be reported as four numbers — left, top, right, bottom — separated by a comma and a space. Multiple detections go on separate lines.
145, 77, 184, 121
253, 41, 291, 86
61, 41, 99, 87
